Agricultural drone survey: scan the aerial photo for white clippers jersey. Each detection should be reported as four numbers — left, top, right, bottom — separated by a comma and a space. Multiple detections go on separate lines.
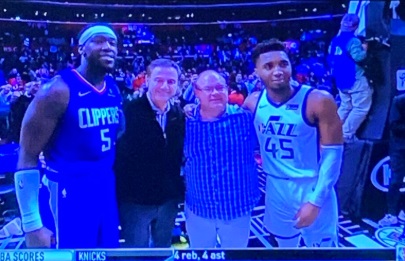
254, 85, 320, 179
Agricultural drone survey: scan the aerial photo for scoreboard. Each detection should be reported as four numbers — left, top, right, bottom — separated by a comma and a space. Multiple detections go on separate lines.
0, 249, 400, 261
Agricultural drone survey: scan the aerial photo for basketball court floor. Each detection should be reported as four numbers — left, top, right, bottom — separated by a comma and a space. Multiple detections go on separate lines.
171, 165, 405, 249
0, 164, 403, 249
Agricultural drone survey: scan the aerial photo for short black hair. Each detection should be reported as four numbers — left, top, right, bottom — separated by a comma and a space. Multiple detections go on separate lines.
77, 23, 116, 46
251, 39, 287, 65
146, 58, 181, 79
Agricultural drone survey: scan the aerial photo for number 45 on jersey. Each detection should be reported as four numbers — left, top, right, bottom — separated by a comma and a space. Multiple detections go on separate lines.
264, 137, 294, 159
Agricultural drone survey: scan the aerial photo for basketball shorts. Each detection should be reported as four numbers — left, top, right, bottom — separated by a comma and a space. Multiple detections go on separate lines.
264, 174, 339, 247
44, 171, 119, 249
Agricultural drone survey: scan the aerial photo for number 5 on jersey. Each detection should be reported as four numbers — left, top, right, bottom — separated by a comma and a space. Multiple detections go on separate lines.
101, 129, 111, 152
264, 137, 294, 159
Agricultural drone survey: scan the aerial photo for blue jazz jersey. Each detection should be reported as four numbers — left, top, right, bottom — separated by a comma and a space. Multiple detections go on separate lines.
44, 69, 122, 178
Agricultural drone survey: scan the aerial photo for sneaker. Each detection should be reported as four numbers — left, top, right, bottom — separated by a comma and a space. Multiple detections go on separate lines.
0, 218, 23, 239
378, 214, 398, 227
398, 210, 405, 223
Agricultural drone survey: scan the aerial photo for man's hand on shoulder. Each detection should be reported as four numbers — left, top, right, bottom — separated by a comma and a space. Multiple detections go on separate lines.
183, 103, 197, 119
242, 91, 261, 113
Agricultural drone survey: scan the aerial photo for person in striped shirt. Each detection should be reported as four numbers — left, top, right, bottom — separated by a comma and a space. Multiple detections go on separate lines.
183, 70, 260, 248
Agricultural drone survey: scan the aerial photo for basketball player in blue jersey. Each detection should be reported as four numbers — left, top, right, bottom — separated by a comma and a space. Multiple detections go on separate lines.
14, 24, 124, 248
244, 39, 343, 247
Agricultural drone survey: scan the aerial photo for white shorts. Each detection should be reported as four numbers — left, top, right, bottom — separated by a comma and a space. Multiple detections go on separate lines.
264, 175, 338, 247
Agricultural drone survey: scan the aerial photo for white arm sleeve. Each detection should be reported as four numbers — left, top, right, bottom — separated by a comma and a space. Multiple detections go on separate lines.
308, 145, 343, 207
14, 169, 43, 232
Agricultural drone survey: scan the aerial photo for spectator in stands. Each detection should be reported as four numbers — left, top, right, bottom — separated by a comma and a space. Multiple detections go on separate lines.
181, 73, 199, 106
36, 67, 49, 80
378, 94, 405, 226
246, 74, 256, 94
27, 66, 37, 82
0, 85, 12, 106
183, 70, 259, 248
251, 80, 264, 93
15, 74, 24, 89
132, 71, 146, 91
295, 64, 310, 85
115, 59, 185, 248
0, 63, 6, 86
124, 69, 135, 90
0, 24, 338, 149
8, 68, 18, 80
235, 73, 243, 84
120, 69, 135, 97
181, 80, 190, 91
328, 14, 373, 143
4, 81, 39, 143
228, 82, 245, 106
180, 73, 186, 82
0, 84, 13, 139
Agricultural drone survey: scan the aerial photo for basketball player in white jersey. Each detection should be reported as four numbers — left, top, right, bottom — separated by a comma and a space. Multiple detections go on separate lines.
244, 39, 343, 247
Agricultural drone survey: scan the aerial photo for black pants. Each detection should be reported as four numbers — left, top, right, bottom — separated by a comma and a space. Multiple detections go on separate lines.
119, 199, 179, 248
387, 142, 405, 215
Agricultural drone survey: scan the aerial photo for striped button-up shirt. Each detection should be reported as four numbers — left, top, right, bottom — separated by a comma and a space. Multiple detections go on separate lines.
146, 91, 170, 134
184, 104, 260, 220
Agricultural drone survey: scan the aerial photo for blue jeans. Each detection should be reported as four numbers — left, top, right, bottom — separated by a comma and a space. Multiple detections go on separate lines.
119, 200, 179, 248
388, 138, 405, 215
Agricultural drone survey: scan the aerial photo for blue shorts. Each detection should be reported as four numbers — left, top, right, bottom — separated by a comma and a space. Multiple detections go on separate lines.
43, 171, 119, 249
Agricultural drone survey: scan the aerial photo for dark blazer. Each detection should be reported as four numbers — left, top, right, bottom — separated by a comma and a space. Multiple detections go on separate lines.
115, 95, 185, 205
389, 93, 405, 176
390, 93, 405, 139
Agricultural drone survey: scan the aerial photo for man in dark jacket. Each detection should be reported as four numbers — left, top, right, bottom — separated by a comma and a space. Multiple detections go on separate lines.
378, 94, 405, 226
6, 81, 39, 143
115, 59, 185, 248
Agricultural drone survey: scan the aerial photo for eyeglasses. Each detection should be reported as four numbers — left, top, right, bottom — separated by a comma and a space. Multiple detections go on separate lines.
194, 84, 228, 93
